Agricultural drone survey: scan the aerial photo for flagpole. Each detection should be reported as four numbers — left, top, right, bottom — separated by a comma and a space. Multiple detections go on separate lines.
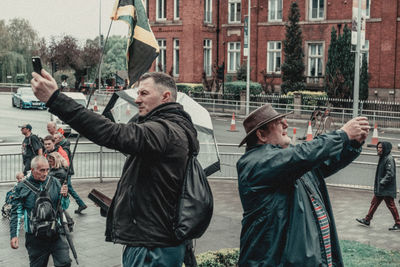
246, 0, 251, 115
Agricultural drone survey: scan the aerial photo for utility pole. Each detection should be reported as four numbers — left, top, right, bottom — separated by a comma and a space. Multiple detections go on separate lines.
98, 0, 102, 90
245, 0, 251, 115
352, 0, 362, 118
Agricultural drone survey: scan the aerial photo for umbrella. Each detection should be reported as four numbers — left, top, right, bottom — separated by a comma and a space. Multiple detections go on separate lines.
102, 89, 220, 176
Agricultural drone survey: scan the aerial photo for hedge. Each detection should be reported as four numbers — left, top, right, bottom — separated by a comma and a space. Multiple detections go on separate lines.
176, 81, 263, 97
176, 83, 204, 94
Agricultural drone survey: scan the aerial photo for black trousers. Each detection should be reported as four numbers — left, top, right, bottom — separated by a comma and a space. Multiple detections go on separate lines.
25, 233, 71, 267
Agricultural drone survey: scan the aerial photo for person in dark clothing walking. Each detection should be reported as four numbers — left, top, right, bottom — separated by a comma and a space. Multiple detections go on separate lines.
10, 156, 71, 267
236, 104, 369, 267
356, 141, 400, 231
20, 124, 43, 175
31, 70, 198, 266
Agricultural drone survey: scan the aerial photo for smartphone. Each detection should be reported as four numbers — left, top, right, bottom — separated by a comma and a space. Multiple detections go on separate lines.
32, 57, 42, 75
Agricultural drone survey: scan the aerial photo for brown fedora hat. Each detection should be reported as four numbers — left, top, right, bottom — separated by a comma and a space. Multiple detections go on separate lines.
238, 104, 293, 147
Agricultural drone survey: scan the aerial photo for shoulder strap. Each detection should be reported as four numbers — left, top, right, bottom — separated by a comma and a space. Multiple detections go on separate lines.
44, 177, 53, 192
22, 179, 40, 195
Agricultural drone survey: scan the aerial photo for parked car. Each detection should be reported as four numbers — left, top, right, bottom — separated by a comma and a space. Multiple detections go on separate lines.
50, 92, 88, 137
12, 87, 46, 109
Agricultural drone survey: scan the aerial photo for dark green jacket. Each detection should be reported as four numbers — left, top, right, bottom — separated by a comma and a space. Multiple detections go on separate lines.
237, 130, 362, 267
9, 175, 69, 238
374, 141, 396, 198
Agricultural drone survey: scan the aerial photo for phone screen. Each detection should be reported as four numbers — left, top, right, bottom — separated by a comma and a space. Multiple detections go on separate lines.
32, 57, 42, 75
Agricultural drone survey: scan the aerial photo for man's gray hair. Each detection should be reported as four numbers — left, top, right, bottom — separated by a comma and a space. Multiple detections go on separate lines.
139, 72, 177, 101
31, 155, 48, 169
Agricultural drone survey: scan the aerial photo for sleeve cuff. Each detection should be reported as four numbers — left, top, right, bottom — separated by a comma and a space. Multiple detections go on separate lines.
46, 89, 61, 107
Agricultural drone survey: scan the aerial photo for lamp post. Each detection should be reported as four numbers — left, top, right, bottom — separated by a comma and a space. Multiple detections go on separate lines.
7, 75, 12, 93
352, 0, 362, 118
245, 0, 251, 115
98, 0, 102, 90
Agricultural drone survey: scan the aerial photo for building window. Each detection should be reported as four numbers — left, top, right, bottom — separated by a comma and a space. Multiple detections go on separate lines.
309, 0, 324, 20
156, 39, 166, 72
361, 40, 369, 65
204, 0, 212, 23
174, 0, 180, 19
227, 42, 241, 72
366, 0, 370, 18
268, 0, 282, 21
308, 43, 323, 77
173, 39, 179, 76
267, 41, 281, 73
203, 40, 212, 76
228, 0, 241, 23
143, 0, 149, 17
156, 0, 166, 20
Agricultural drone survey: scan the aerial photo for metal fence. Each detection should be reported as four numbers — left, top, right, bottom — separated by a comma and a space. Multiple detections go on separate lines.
1, 143, 399, 189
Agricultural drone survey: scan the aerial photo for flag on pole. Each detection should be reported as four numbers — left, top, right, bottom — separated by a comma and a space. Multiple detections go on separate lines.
112, 0, 159, 87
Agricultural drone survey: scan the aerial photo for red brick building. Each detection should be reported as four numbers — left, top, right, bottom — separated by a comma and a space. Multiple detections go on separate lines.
145, 0, 400, 101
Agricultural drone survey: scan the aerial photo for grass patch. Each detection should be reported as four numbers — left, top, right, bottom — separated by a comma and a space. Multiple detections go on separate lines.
341, 240, 400, 267
192, 241, 400, 266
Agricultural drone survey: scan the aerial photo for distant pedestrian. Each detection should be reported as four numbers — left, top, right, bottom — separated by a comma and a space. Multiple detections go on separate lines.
356, 141, 400, 231
47, 121, 64, 136
43, 135, 69, 166
20, 124, 43, 175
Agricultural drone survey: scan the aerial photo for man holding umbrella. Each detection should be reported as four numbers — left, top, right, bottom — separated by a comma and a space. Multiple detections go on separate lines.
31, 70, 198, 266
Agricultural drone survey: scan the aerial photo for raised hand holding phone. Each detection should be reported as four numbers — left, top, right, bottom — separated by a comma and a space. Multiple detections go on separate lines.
32, 57, 43, 76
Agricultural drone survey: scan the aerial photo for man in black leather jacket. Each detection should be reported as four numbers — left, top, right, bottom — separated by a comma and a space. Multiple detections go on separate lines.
31, 70, 199, 266
356, 141, 400, 231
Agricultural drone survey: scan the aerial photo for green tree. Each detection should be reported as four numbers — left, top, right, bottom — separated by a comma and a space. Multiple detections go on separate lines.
102, 35, 127, 80
359, 53, 369, 100
281, 1, 305, 94
0, 51, 27, 82
324, 25, 355, 98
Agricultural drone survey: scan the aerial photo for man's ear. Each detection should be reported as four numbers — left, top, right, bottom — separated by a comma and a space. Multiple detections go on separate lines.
161, 91, 171, 103
256, 129, 268, 144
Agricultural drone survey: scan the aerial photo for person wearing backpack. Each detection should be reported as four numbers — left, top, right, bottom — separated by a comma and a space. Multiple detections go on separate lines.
20, 124, 43, 175
9, 155, 71, 267
32, 71, 200, 266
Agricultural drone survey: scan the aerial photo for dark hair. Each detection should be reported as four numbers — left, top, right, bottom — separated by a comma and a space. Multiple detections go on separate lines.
43, 135, 55, 142
139, 72, 177, 101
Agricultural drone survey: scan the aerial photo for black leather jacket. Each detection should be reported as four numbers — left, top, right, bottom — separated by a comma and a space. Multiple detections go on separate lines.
47, 91, 199, 247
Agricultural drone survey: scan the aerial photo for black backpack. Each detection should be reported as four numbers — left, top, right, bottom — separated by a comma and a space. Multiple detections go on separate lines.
29, 134, 45, 155
173, 154, 214, 241
23, 177, 58, 240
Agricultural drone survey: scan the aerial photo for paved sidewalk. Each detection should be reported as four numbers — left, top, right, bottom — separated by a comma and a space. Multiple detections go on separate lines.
1, 179, 400, 266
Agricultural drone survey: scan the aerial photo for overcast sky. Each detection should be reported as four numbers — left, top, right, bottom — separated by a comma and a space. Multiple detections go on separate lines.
0, 0, 128, 42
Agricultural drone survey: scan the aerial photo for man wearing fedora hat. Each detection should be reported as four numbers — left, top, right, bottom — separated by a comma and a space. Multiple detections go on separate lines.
237, 103, 369, 266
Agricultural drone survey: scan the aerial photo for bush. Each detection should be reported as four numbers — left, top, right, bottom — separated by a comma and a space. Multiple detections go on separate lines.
195, 248, 239, 267
177, 83, 204, 95
224, 81, 263, 96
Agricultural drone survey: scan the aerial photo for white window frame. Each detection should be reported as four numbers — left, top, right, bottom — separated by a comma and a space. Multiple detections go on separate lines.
156, 0, 166, 21
361, 40, 369, 65
227, 42, 241, 73
267, 41, 282, 73
309, 0, 325, 20
174, 0, 180, 20
203, 40, 212, 76
204, 0, 213, 23
228, 0, 241, 24
143, 0, 149, 17
173, 39, 180, 76
268, 0, 282, 22
307, 43, 324, 77
156, 39, 166, 72
366, 0, 371, 18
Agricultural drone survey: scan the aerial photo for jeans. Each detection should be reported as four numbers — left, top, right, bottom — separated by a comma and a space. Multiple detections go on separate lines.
67, 176, 85, 207
25, 233, 71, 267
365, 195, 400, 224
122, 244, 185, 267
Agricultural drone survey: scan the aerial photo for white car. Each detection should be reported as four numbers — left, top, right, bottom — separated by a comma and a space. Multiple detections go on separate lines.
50, 92, 88, 137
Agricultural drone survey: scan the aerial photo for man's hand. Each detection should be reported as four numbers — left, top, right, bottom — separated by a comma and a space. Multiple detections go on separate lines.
31, 69, 58, 103
341, 117, 370, 142
61, 184, 68, 197
10, 237, 19, 249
